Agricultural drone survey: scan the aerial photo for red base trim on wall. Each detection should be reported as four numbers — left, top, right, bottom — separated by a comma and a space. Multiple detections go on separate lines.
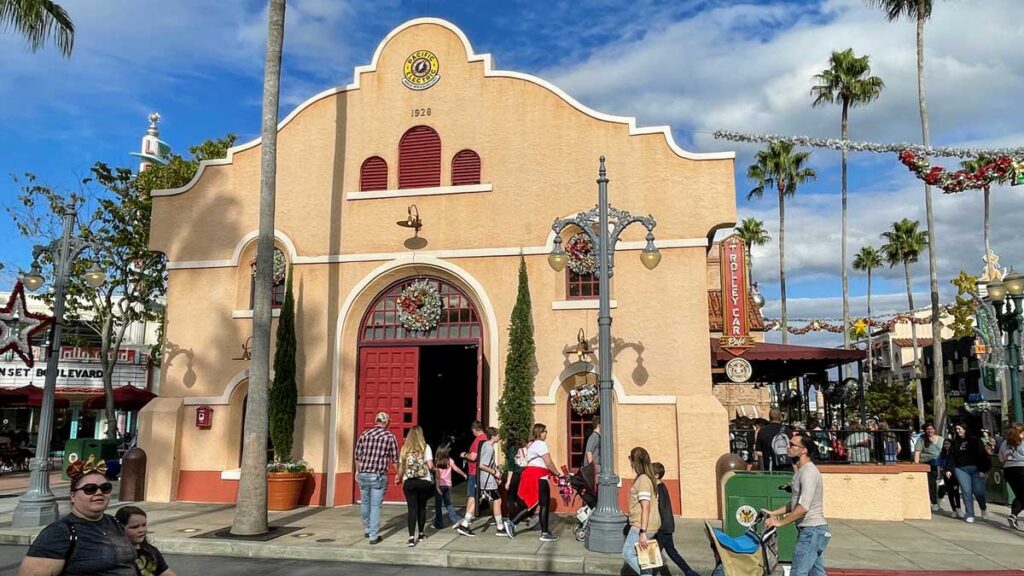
176, 471, 327, 505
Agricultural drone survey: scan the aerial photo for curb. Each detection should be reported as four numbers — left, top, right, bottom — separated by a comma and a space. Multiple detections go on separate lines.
148, 535, 629, 575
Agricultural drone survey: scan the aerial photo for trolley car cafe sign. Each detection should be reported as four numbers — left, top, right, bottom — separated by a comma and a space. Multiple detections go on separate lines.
720, 235, 754, 356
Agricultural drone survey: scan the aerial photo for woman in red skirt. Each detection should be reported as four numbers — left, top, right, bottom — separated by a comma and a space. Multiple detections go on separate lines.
505, 423, 564, 542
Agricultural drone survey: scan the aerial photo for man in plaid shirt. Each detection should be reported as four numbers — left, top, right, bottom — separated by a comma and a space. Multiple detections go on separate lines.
355, 411, 398, 544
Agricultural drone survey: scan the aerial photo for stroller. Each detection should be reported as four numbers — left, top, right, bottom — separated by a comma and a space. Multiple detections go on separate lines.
704, 511, 780, 576
563, 464, 598, 541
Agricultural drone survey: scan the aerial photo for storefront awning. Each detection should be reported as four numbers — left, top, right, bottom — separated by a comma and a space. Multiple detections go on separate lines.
711, 339, 865, 383
83, 385, 156, 411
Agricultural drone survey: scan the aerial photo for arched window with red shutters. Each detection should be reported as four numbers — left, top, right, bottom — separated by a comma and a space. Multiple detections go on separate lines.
360, 156, 388, 191
398, 126, 441, 189
451, 149, 481, 186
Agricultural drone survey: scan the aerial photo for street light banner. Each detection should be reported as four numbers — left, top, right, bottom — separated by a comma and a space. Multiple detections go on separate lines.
720, 235, 754, 356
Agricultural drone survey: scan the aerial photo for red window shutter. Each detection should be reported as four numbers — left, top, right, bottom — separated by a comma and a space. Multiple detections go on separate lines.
360, 156, 388, 191
451, 149, 481, 186
399, 126, 441, 189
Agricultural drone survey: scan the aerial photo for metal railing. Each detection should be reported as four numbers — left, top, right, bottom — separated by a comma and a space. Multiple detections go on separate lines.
729, 428, 914, 466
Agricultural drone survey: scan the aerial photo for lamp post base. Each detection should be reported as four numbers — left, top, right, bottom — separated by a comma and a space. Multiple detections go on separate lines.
585, 474, 627, 553
12, 496, 60, 528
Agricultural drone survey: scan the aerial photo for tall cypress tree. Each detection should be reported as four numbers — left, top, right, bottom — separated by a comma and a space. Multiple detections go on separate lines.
498, 254, 536, 455
269, 265, 297, 462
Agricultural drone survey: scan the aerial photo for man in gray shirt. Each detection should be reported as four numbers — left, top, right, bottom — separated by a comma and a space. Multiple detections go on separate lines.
763, 431, 829, 576
585, 416, 601, 470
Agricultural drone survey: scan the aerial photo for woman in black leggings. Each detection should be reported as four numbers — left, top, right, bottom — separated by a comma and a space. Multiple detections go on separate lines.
505, 423, 564, 542
397, 426, 435, 546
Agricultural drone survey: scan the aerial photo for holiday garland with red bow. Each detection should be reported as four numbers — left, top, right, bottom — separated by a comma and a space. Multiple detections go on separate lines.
898, 151, 1022, 194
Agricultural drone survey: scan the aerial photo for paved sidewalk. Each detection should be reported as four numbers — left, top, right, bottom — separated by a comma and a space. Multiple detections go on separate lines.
0, 495, 1020, 574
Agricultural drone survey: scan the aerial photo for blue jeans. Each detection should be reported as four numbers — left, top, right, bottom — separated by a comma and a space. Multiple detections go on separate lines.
622, 527, 653, 575
357, 472, 387, 539
954, 465, 988, 519
434, 486, 459, 527
791, 524, 830, 576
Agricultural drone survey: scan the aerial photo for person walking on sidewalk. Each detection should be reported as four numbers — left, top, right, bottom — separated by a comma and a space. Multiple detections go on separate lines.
914, 422, 944, 513
947, 422, 991, 523
999, 422, 1024, 530
763, 431, 830, 576
651, 462, 699, 576
939, 438, 963, 518
622, 447, 661, 576
433, 444, 467, 529
355, 411, 398, 545
506, 423, 564, 542
479, 427, 507, 536
456, 421, 488, 536
397, 426, 435, 547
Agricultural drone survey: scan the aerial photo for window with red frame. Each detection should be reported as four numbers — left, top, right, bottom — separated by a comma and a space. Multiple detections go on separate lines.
567, 271, 600, 299
398, 126, 441, 189
249, 248, 287, 309
360, 156, 388, 191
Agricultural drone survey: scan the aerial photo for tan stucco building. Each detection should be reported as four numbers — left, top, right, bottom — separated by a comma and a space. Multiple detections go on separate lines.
139, 18, 740, 517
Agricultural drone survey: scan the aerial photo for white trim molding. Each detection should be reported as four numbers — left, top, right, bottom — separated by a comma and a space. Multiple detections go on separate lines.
346, 183, 492, 201
167, 236, 709, 271
551, 299, 617, 311
150, 18, 732, 199
220, 468, 241, 481
231, 309, 281, 319
534, 361, 677, 406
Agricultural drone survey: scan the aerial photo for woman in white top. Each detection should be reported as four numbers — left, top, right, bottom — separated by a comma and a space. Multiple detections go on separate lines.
1000, 422, 1024, 530
396, 426, 434, 546
506, 423, 563, 542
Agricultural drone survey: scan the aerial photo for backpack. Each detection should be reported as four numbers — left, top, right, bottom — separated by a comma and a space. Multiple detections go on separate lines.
769, 426, 791, 471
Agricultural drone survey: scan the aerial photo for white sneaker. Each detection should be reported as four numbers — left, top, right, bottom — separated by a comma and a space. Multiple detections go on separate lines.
953, 509, 962, 519
981, 509, 989, 520
966, 516, 975, 523
931, 504, 940, 513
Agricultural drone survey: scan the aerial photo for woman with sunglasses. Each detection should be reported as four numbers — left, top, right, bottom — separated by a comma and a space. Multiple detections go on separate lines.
19, 456, 137, 575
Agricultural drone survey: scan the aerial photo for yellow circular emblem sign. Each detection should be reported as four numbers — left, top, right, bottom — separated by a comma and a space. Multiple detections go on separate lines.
403, 50, 440, 91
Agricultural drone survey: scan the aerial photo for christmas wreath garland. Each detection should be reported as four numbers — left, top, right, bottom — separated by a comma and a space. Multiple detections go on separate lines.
569, 383, 600, 415
397, 280, 443, 332
898, 151, 1022, 194
566, 232, 597, 275
250, 250, 288, 284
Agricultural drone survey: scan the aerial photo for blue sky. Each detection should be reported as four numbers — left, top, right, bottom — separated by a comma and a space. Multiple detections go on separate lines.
2, 0, 1023, 347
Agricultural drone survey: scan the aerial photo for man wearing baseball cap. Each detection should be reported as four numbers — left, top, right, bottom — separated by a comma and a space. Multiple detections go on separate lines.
355, 411, 399, 544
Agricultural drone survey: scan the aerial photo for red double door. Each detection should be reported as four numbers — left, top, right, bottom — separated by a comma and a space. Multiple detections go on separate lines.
356, 347, 419, 502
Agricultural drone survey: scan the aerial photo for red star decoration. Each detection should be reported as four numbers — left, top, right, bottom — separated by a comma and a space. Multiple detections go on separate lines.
0, 281, 52, 368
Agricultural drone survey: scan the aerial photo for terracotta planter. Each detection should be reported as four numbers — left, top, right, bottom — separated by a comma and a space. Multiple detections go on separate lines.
267, 471, 309, 511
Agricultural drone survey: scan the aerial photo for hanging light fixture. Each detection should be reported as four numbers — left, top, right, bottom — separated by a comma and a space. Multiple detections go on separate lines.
547, 236, 568, 272
574, 328, 592, 362
21, 263, 45, 292
84, 263, 106, 289
396, 204, 423, 234
639, 232, 661, 270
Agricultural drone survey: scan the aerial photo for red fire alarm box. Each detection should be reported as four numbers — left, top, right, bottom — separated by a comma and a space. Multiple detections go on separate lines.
196, 405, 213, 429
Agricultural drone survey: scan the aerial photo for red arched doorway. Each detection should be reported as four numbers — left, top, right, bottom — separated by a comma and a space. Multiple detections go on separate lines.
356, 276, 484, 501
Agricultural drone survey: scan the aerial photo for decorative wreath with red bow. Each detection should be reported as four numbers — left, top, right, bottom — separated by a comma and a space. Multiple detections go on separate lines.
397, 280, 443, 332
566, 232, 597, 275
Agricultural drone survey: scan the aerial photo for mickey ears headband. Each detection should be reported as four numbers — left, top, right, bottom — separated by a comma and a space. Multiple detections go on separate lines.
66, 454, 118, 482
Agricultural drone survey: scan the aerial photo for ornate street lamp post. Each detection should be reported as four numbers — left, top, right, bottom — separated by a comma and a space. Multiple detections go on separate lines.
13, 201, 104, 527
978, 272, 1024, 423
547, 157, 660, 552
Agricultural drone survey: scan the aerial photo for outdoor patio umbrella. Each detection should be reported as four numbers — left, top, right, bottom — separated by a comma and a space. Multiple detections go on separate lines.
0, 387, 30, 408
15, 384, 70, 408
83, 385, 156, 411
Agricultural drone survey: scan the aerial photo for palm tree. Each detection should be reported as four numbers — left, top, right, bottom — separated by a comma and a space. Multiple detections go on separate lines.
811, 48, 884, 350
0, 0, 74, 57
959, 156, 1012, 264
747, 142, 817, 344
880, 218, 929, 426
867, 0, 947, 430
232, 0, 286, 537
734, 217, 771, 282
853, 246, 884, 386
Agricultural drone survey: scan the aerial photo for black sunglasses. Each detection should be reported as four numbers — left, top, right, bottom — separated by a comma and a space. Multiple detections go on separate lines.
74, 482, 113, 496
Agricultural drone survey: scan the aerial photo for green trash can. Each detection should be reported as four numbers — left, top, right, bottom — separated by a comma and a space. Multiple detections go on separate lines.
722, 471, 797, 562
62, 439, 120, 481
987, 454, 1017, 506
